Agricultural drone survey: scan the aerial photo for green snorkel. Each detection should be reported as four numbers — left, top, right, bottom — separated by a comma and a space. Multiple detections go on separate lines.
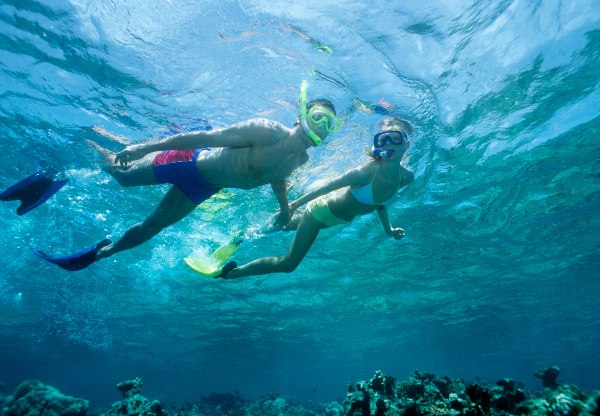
299, 80, 340, 146
299, 80, 323, 146
300, 80, 323, 146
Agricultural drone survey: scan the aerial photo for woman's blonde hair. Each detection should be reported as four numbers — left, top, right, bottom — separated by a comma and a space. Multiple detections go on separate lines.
379, 117, 414, 136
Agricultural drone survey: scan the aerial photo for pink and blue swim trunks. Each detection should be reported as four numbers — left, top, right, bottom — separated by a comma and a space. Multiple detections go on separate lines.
152, 148, 220, 204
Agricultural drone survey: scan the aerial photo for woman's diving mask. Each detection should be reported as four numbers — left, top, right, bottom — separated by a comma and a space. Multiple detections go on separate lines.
371, 130, 408, 159
299, 81, 340, 145
373, 130, 408, 148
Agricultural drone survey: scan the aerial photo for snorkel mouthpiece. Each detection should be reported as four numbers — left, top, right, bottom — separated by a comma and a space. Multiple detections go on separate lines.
371, 146, 395, 159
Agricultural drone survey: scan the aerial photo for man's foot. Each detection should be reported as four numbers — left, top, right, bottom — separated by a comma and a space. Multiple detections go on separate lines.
86, 140, 117, 166
0, 171, 68, 216
94, 243, 113, 261
216, 261, 238, 278
92, 126, 131, 145
31, 239, 112, 271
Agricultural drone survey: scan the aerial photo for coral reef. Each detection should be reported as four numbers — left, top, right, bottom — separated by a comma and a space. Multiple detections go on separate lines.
534, 366, 561, 389
1, 367, 598, 416
171, 392, 343, 416
0, 380, 88, 416
342, 367, 600, 416
101, 377, 167, 416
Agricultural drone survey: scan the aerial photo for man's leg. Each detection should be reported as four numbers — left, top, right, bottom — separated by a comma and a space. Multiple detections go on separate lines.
96, 186, 198, 260
88, 141, 158, 187
92, 126, 131, 145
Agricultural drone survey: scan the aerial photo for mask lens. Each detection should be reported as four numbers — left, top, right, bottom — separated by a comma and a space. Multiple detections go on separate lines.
374, 130, 407, 147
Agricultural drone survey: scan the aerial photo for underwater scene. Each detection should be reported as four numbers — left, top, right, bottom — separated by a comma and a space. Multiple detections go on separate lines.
1, 0, 599, 415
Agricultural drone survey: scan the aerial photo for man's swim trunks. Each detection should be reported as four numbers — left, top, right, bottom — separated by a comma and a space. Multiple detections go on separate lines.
152, 149, 220, 204
307, 196, 349, 227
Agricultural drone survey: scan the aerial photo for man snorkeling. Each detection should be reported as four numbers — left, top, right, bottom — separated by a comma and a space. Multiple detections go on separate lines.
32, 82, 340, 271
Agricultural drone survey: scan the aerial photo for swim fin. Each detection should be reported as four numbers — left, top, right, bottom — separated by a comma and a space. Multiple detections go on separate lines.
31, 239, 111, 271
0, 171, 68, 215
211, 237, 243, 264
185, 232, 243, 277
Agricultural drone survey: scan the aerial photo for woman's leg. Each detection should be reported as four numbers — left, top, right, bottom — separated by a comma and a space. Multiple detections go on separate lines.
96, 186, 197, 260
226, 213, 326, 278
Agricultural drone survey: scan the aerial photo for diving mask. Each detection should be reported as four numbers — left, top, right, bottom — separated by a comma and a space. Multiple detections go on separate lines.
299, 80, 340, 145
373, 130, 408, 148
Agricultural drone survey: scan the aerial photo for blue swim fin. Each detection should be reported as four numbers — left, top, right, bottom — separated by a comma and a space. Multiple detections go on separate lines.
0, 171, 68, 215
31, 239, 111, 271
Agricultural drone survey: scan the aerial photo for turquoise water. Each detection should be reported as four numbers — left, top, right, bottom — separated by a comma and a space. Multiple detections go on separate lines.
1, 0, 599, 410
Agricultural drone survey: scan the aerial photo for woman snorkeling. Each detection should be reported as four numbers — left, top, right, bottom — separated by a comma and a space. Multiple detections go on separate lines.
218, 116, 414, 279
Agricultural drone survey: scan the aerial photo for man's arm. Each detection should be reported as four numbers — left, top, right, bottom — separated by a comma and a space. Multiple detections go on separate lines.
376, 206, 405, 240
270, 179, 291, 228
114, 120, 279, 165
114, 129, 243, 165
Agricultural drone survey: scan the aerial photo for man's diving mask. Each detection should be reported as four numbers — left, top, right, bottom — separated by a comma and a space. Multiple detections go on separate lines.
299, 81, 340, 145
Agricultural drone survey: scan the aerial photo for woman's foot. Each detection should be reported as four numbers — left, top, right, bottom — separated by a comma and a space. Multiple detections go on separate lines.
216, 261, 238, 278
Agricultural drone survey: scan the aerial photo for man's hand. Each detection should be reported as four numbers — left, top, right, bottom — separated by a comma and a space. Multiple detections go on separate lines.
115, 144, 148, 166
269, 208, 292, 231
388, 227, 405, 240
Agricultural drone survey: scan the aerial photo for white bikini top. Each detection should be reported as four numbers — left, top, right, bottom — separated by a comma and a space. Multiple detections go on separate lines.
350, 165, 401, 207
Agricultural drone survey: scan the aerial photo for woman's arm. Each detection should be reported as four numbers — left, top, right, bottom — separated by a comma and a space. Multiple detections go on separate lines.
376, 206, 405, 240
290, 163, 374, 211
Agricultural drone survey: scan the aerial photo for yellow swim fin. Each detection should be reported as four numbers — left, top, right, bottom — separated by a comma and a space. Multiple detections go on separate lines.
185, 232, 243, 277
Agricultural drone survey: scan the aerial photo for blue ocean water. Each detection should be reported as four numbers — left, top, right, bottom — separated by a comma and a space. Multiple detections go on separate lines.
1, 0, 599, 411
